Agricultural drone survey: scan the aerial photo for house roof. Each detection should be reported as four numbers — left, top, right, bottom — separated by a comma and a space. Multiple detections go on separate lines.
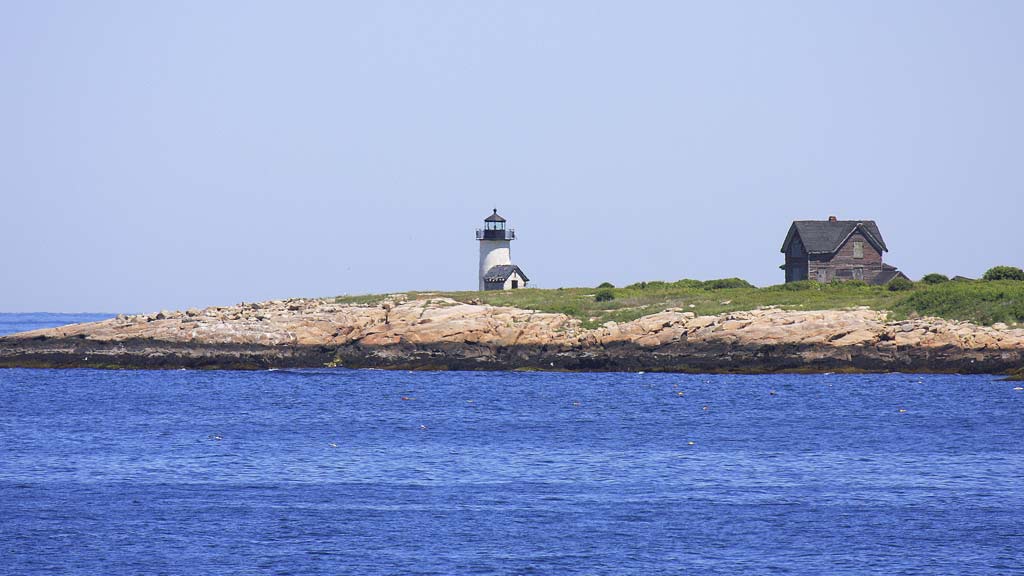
484, 209, 506, 223
484, 264, 529, 283
781, 220, 888, 254
870, 264, 908, 285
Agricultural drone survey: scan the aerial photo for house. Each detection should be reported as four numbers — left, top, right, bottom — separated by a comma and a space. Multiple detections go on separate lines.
482, 264, 530, 291
476, 209, 530, 290
780, 216, 908, 285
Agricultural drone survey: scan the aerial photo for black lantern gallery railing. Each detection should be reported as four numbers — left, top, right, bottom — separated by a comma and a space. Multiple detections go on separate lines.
476, 229, 515, 240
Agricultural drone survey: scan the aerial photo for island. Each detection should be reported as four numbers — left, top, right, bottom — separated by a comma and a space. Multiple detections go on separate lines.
2, 279, 1023, 376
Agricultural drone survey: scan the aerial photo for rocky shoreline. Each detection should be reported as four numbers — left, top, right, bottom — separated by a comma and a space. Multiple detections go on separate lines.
1, 296, 1022, 374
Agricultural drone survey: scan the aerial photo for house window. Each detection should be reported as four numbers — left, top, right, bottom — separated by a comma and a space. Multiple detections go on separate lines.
853, 268, 864, 280
853, 241, 864, 259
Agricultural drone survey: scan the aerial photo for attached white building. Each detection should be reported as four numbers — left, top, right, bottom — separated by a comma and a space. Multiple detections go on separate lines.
476, 209, 530, 290
482, 264, 529, 291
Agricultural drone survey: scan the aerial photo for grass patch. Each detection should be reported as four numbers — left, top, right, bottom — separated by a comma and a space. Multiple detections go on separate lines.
330, 279, 1024, 329
332, 294, 389, 306
892, 280, 1024, 325
466, 282, 903, 328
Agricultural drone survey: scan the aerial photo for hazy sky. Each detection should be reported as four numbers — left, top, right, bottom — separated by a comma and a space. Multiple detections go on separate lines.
2, 1, 1022, 312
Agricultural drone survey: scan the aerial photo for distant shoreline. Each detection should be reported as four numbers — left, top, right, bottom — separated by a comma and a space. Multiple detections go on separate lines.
0, 312, 117, 338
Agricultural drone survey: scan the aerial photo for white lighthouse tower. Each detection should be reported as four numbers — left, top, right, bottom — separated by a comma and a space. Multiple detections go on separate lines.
476, 209, 529, 291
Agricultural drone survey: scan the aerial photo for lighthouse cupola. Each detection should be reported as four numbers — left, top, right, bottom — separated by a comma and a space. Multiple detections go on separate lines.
475, 209, 529, 291
479, 209, 513, 240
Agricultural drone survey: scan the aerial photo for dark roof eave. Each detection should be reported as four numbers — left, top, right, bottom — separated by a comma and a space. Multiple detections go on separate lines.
782, 220, 888, 255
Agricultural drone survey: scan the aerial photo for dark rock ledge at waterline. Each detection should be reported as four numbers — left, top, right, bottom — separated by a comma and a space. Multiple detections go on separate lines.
1, 297, 1022, 374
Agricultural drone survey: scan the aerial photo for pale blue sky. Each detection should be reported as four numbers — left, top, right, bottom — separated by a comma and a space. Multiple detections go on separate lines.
2, 1, 1021, 313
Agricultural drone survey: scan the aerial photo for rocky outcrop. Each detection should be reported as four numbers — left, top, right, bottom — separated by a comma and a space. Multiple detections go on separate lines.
1, 297, 1022, 373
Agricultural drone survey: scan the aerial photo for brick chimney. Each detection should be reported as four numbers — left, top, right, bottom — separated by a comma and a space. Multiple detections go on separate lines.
828, 215, 837, 222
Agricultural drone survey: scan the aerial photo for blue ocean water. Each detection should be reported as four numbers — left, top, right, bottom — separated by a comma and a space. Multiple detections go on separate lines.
0, 312, 116, 336
1, 317, 1022, 575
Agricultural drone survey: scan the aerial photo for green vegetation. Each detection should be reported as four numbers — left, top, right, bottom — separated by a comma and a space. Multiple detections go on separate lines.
332, 277, 1024, 329
921, 273, 949, 285
893, 280, 1024, 326
701, 277, 755, 290
597, 282, 615, 289
983, 266, 1024, 281
887, 277, 915, 291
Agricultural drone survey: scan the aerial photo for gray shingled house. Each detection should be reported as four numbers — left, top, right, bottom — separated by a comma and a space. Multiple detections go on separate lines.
780, 216, 908, 285
482, 264, 530, 290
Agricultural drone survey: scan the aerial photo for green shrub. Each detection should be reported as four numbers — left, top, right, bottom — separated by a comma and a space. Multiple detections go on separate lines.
597, 282, 615, 289
983, 266, 1024, 281
671, 279, 704, 289
624, 280, 669, 290
887, 277, 915, 291
702, 278, 754, 290
921, 273, 949, 285
595, 289, 615, 302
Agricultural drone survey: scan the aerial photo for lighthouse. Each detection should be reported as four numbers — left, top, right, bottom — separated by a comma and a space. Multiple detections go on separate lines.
476, 209, 529, 290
